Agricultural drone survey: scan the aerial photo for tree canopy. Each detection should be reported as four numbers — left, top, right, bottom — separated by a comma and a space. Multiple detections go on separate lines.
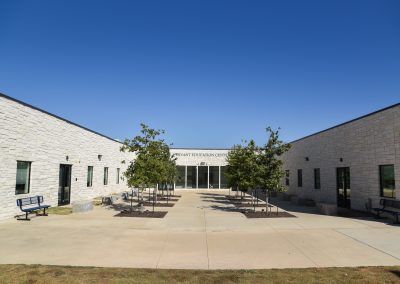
225, 139, 259, 191
120, 123, 177, 189
258, 127, 291, 192
225, 127, 291, 192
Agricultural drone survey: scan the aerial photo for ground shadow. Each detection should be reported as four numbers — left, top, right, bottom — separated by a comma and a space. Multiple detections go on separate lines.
201, 199, 233, 205
389, 270, 400, 278
208, 205, 245, 213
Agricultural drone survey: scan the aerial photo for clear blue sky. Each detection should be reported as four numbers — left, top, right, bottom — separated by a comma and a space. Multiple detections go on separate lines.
1, 1, 399, 148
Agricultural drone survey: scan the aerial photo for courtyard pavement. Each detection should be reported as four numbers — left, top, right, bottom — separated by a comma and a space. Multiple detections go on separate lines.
0, 190, 400, 269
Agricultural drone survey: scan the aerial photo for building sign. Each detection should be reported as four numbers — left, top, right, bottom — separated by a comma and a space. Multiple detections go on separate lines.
174, 152, 228, 158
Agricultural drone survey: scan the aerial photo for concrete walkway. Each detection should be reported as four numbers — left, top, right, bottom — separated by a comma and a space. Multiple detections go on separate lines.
0, 190, 400, 269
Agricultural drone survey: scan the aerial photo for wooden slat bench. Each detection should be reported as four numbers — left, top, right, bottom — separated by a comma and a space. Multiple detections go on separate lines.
16, 196, 50, 221
373, 199, 400, 224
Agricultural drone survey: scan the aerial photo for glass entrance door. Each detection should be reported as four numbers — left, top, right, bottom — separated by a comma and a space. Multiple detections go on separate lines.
337, 167, 350, 208
198, 166, 208, 188
59, 164, 72, 205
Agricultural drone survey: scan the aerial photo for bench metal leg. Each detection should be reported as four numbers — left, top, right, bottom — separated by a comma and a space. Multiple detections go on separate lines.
17, 212, 30, 221
36, 208, 48, 216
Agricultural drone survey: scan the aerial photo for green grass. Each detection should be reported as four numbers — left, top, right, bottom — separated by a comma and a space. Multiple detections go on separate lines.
0, 265, 399, 283
46, 206, 72, 215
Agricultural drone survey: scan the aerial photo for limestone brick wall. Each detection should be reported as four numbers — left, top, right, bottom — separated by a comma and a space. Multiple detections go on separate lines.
281, 104, 400, 211
0, 95, 132, 221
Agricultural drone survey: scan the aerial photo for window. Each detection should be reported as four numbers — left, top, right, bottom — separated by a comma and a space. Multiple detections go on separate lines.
220, 166, 228, 188
175, 166, 185, 188
285, 170, 290, 186
186, 166, 197, 188
380, 165, 395, 198
116, 168, 120, 184
104, 167, 108, 185
314, 168, 321, 190
209, 166, 219, 189
198, 166, 208, 188
87, 166, 93, 187
15, 161, 31, 195
297, 169, 302, 187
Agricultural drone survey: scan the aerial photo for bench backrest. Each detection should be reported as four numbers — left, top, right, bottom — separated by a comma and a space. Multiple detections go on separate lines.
16, 196, 44, 207
381, 199, 400, 210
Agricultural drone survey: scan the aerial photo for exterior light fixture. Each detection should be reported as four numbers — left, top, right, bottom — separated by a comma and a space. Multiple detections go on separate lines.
305, 157, 309, 161
98, 155, 102, 161
66, 156, 69, 161
340, 158, 343, 162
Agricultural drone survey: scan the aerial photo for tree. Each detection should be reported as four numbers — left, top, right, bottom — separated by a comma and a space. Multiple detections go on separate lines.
257, 127, 291, 213
121, 123, 176, 212
225, 140, 259, 200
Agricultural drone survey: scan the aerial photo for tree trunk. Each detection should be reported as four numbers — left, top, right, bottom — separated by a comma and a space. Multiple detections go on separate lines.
256, 189, 259, 205
253, 190, 255, 212
130, 188, 133, 213
155, 184, 158, 212
152, 189, 155, 213
166, 184, 169, 204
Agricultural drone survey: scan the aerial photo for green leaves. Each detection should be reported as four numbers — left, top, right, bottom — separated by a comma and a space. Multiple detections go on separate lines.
121, 124, 177, 189
225, 127, 291, 192
225, 140, 259, 191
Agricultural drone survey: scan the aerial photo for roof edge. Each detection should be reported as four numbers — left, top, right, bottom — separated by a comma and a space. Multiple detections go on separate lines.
171, 147, 231, 151
0, 92, 123, 144
290, 102, 400, 144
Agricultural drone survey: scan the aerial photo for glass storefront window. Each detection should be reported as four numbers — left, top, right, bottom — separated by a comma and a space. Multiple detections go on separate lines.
198, 166, 208, 188
186, 166, 197, 188
176, 166, 185, 188
209, 166, 219, 189
220, 166, 228, 188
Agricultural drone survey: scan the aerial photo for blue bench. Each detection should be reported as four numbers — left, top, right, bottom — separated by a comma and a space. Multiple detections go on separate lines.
373, 199, 400, 224
16, 196, 50, 221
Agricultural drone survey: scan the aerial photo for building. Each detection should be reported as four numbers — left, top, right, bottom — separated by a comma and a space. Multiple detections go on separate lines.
0, 93, 230, 221
171, 149, 229, 189
1, 92, 398, 221
281, 103, 399, 211
0, 94, 132, 221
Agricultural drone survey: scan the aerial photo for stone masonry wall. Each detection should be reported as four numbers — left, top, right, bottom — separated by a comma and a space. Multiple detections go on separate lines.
0, 95, 132, 221
281, 105, 400, 211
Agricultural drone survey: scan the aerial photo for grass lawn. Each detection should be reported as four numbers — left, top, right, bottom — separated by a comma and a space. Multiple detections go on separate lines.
46, 206, 73, 215
1, 265, 399, 283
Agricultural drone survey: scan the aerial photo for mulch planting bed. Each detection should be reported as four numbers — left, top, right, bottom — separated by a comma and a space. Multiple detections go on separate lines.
226, 195, 252, 200
234, 203, 269, 208
157, 194, 181, 198
147, 198, 179, 202
141, 202, 175, 207
227, 199, 254, 203
242, 211, 296, 218
115, 211, 168, 218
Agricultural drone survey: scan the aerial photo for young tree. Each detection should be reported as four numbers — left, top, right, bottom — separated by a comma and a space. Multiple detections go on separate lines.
258, 127, 291, 213
121, 123, 176, 212
225, 140, 259, 201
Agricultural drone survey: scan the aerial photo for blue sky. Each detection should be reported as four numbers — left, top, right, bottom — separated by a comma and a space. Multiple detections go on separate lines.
1, 0, 399, 148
